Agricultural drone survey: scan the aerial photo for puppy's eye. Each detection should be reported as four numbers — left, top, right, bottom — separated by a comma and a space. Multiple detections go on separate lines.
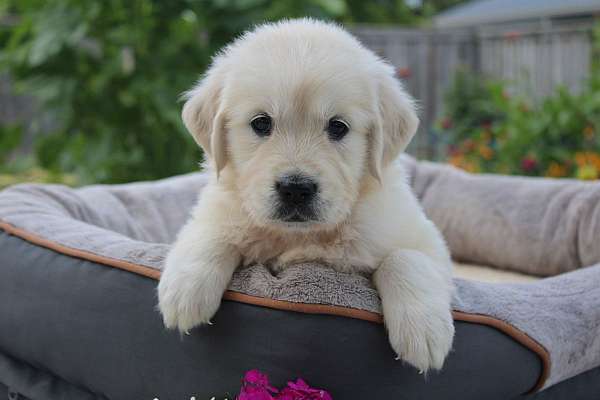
250, 114, 272, 137
326, 118, 349, 141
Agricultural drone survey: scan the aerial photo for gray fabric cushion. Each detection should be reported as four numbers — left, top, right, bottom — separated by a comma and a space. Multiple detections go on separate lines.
0, 232, 542, 400
401, 157, 600, 276
1, 157, 600, 390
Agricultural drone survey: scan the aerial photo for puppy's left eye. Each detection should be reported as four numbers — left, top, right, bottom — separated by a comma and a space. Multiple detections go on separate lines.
326, 118, 349, 141
250, 114, 272, 137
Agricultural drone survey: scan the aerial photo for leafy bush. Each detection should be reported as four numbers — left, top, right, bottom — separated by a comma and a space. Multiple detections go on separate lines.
2, 1, 212, 183
439, 26, 600, 180
0, 123, 78, 189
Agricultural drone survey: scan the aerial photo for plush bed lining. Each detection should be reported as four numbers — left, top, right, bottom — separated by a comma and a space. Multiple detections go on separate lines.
0, 220, 550, 392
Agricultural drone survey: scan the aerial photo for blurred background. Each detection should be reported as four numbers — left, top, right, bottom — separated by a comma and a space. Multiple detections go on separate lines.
1, 0, 599, 188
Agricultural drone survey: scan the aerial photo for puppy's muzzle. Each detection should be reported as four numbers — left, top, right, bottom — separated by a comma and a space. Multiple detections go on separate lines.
274, 174, 318, 222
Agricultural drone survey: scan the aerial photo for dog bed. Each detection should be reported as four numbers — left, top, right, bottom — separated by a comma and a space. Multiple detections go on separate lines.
0, 155, 599, 400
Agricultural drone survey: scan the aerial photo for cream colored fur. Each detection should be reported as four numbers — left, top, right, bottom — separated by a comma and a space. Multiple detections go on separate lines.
158, 19, 454, 372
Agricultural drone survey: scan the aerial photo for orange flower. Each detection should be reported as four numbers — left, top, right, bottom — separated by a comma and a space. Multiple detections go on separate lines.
591, 156, 600, 171
574, 152, 600, 180
463, 160, 480, 173
583, 125, 595, 140
448, 155, 479, 173
576, 165, 599, 180
463, 139, 475, 151
575, 152, 600, 170
448, 154, 464, 168
478, 144, 494, 160
546, 162, 568, 178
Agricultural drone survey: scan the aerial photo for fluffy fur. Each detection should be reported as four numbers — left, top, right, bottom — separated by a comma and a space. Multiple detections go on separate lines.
158, 19, 455, 372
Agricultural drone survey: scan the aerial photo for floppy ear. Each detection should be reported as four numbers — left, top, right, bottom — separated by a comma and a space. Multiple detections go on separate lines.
181, 70, 228, 176
369, 71, 419, 182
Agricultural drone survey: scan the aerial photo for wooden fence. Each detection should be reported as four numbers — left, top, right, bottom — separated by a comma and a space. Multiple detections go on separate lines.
353, 21, 596, 158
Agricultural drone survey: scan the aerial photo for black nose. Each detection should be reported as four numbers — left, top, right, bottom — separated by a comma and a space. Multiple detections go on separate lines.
275, 175, 318, 205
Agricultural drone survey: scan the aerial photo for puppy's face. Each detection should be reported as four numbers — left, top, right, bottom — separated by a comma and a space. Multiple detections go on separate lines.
182, 20, 418, 232
224, 67, 373, 231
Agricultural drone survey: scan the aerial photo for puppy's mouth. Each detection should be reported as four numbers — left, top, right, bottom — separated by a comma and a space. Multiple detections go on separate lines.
275, 204, 319, 222
279, 210, 317, 223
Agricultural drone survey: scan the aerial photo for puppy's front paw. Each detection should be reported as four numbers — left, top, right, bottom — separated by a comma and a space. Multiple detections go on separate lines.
157, 263, 223, 333
386, 302, 454, 373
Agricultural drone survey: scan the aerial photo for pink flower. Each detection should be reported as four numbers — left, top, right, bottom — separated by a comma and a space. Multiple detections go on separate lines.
521, 157, 538, 172
441, 117, 452, 130
238, 370, 278, 400
237, 371, 332, 400
504, 31, 521, 40
396, 67, 411, 79
276, 378, 332, 400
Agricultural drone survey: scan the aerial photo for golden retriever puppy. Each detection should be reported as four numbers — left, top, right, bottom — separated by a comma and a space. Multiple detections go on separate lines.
158, 18, 454, 372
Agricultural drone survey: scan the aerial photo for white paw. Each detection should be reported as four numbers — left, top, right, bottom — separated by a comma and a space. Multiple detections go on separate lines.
386, 302, 454, 373
374, 248, 455, 373
157, 262, 223, 333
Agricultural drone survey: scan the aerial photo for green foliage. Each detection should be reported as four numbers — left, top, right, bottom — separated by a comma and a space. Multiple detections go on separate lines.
440, 68, 506, 143
343, 0, 418, 25
0, 123, 77, 189
439, 64, 600, 179
0, 124, 22, 164
2, 0, 210, 183
1, 0, 464, 184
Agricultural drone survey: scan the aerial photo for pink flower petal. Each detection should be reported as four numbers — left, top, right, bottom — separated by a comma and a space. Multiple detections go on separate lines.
238, 387, 275, 400
243, 370, 270, 387
238, 370, 279, 400
238, 371, 332, 400
275, 378, 332, 400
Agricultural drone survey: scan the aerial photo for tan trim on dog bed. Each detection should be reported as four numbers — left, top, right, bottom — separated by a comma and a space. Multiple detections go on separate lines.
0, 220, 549, 391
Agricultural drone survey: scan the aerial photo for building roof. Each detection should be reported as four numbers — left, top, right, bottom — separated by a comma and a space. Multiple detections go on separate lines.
434, 0, 600, 28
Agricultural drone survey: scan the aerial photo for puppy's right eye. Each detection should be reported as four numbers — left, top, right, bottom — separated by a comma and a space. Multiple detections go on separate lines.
326, 118, 349, 141
250, 114, 272, 137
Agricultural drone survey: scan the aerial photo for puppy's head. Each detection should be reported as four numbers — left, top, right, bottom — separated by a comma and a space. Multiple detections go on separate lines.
182, 19, 418, 232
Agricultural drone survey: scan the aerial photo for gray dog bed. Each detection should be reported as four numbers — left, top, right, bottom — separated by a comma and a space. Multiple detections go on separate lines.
1, 156, 599, 400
